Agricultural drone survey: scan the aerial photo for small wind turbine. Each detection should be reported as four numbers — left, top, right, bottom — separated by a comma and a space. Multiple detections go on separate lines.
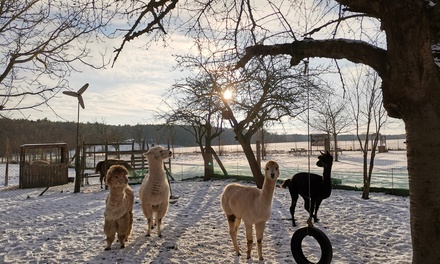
63, 83, 89, 193
63, 83, 88, 109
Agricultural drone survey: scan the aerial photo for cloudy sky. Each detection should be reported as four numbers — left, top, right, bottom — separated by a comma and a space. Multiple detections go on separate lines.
22, 37, 184, 127
11, 3, 404, 136
19, 36, 405, 135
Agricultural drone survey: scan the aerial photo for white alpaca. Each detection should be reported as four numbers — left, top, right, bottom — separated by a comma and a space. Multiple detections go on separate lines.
221, 160, 280, 260
139, 145, 172, 237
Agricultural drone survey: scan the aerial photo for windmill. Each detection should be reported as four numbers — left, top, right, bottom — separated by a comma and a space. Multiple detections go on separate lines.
63, 83, 88, 109
63, 83, 89, 193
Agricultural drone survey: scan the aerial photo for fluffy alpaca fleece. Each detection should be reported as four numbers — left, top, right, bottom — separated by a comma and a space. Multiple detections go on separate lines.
139, 145, 172, 237
104, 165, 134, 250
221, 160, 280, 261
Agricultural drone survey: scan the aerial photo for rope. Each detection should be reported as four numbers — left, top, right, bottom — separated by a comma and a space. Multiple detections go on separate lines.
304, 59, 314, 227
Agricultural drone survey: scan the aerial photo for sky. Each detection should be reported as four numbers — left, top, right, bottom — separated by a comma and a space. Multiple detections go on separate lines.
9, 2, 405, 136
23, 38, 185, 127
18, 37, 405, 135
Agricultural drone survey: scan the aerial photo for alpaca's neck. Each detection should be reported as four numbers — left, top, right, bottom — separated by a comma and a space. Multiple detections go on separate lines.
108, 190, 124, 205
148, 161, 164, 174
261, 179, 276, 203
322, 165, 332, 187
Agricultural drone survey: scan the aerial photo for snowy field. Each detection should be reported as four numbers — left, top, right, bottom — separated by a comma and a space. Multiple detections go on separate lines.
0, 147, 412, 263
171, 148, 408, 190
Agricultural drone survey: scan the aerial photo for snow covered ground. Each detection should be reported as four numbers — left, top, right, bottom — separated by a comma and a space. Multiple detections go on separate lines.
0, 149, 412, 263
171, 149, 408, 190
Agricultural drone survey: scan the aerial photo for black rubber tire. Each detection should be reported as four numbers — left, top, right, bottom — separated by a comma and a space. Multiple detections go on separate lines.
291, 226, 333, 264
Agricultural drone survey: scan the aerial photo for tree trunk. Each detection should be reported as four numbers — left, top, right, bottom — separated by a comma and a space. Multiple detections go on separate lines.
234, 133, 264, 188
361, 150, 369, 199
242, 142, 264, 188
405, 112, 440, 263
212, 150, 228, 176
202, 146, 214, 181
381, 4, 440, 261
333, 135, 339, 162
198, 143, 214, 181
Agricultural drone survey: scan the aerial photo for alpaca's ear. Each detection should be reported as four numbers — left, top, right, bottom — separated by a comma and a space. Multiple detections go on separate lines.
143, 149, 152, 157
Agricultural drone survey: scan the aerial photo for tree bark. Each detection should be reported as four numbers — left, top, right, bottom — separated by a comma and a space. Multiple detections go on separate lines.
405, 107, 440, 263
234, 132, 264, 188
383, 4, 440, 261
198, 140, 214, 181
212, 150, 228, 176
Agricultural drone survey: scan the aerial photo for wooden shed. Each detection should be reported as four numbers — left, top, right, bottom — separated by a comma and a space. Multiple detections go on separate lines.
19, 143, 69, 189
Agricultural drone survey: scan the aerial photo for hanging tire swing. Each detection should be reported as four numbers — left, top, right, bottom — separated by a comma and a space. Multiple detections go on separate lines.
291, 225, 333, 264
290, 58, 332, 264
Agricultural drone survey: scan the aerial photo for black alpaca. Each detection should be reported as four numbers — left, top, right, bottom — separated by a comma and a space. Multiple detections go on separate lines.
281, 151, 333, 226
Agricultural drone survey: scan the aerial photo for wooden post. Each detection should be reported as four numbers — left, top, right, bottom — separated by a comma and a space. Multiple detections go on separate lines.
5, 138, 10, 186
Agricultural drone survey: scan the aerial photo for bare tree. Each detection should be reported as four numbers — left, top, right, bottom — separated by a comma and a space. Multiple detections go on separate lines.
348, 67, 387, 199
222, 57, 321, 188
0, 1, 119, 117
165, 50, 321, 186
164, 72, 227, 181
307, 96, 352, 161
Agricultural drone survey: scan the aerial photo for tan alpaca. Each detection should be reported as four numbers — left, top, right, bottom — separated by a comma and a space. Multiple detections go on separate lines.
104, 165, 134, 250
139, 145, 172, 237
221, 160, 280, 260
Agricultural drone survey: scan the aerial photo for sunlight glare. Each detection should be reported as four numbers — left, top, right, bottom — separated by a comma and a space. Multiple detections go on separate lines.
223, 89, 232, 100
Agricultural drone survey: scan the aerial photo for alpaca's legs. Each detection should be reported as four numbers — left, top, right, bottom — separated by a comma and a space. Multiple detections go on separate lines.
152, 205, 158, 229
141, 204, 154, 236
289, 190, 299, 226
304, 197, 310, 213
116, 212, 131, 249
104, 219, 116, 250
309, 199, 316, 222
156, 200, 169, 237
255, 221, 266, 261
127, 211, 133, 238
156, 217, 163, 237
313, 199, 322, 222
244, 223, 253, 259
226, 214, 241, 256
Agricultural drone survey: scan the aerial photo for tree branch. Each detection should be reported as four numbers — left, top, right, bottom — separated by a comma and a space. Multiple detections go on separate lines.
235, 39, 388, 78
336, 0, 382, 18
112, 0, 178, 67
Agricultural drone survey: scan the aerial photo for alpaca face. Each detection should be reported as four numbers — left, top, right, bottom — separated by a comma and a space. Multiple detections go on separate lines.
316, 151, 333, 168
144, 146, 172, 160
106, 165, 129, 189
265, 160, 279, 180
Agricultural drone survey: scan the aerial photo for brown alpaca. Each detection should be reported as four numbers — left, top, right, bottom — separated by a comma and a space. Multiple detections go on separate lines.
96, 159, 133, 189
221, 160, 280, 261
280, 151, 333, 226
104, 165, 134, 250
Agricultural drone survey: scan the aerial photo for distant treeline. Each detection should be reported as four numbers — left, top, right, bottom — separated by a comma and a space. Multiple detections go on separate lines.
0, 118, 405, 156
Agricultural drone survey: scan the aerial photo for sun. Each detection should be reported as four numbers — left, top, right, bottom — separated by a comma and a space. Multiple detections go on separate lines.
223, 89, 232, 100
